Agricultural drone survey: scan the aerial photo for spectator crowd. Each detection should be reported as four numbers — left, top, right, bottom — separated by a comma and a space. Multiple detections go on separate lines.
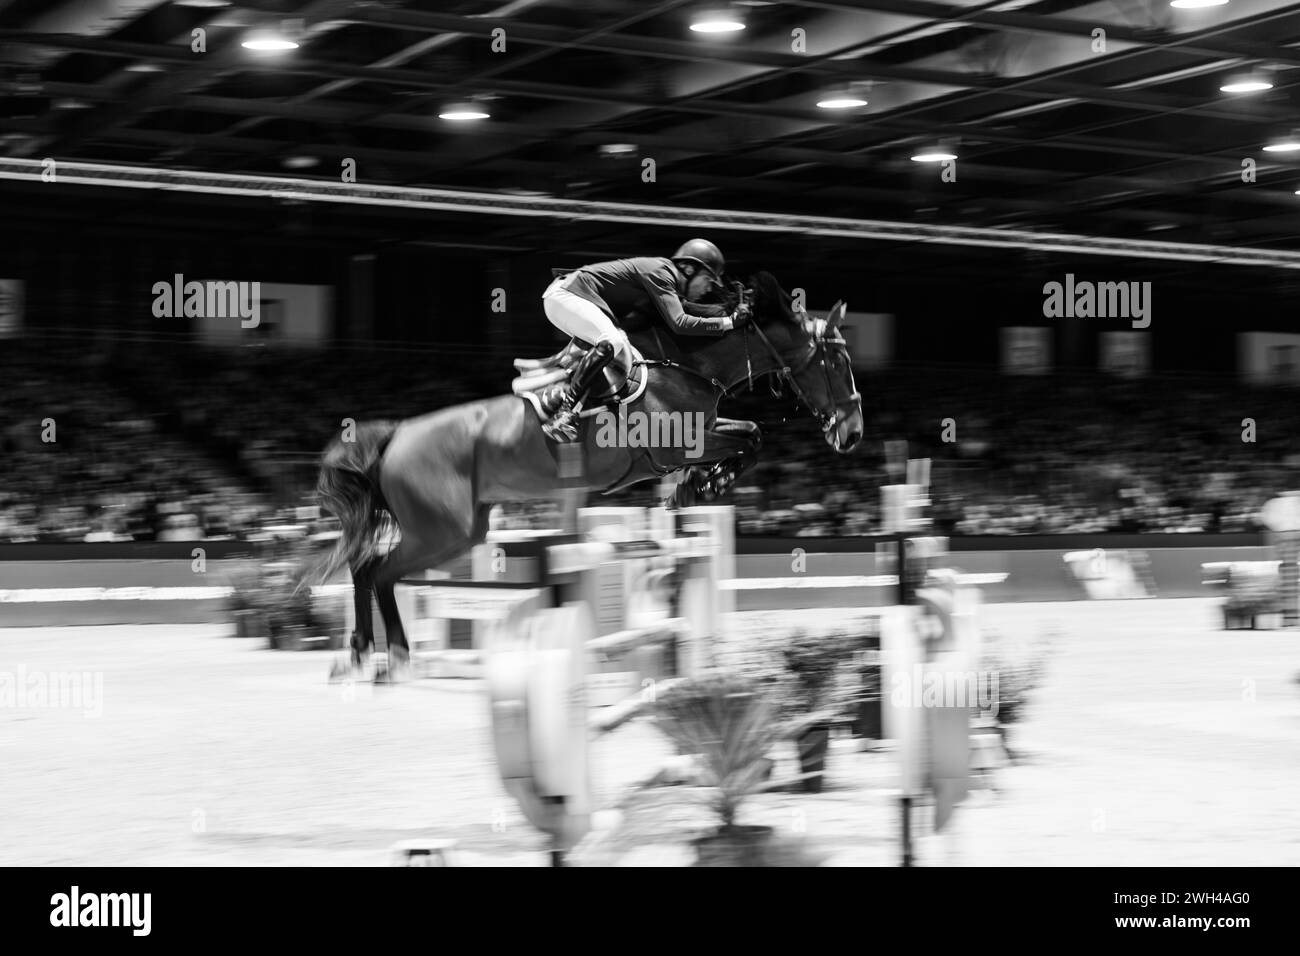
1, 336, 1291, 542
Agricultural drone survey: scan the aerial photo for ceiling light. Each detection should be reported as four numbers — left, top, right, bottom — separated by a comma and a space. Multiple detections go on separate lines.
1264, 133, 1300, 152
599, 143, 637, 157
125, 62, 164, 73
818, 81, 871, 110
817, 90, 868, 109
911, 149, 958, 162
690, 8, 746, 33
1220, 78, 1271, 93
1220, 70, 1272, 93
1169, 0, 1228, 8
439, 101, 490, 121
817, 96, 868, 109
52, 98, 91, 110
174, 0, 231, 7
282, 156, 318, 169
241, 31, 299, 51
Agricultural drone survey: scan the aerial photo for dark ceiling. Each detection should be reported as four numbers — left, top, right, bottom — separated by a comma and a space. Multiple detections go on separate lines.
4, 0, 1300, 278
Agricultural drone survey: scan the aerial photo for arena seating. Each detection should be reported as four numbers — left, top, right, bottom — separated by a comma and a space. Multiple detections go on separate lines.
0, 338, 1287, 541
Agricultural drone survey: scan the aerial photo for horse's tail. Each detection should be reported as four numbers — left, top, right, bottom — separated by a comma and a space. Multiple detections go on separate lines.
296, 420, 399, 594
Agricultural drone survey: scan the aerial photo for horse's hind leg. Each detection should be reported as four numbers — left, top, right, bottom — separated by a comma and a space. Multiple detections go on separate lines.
370, 507, 491, 683
328, 556, 377, 682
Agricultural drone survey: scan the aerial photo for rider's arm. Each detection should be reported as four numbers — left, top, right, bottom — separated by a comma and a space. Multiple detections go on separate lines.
638, 270, 734, 335
682, 298, 730, 318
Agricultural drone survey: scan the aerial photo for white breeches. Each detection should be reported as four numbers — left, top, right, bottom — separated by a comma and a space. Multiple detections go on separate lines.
542, 278, 631, 366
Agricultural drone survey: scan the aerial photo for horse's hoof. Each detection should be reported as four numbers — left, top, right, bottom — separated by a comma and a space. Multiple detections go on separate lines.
387, 664, 413, 684
327, 654, 353, 683
378, 651, 413, 684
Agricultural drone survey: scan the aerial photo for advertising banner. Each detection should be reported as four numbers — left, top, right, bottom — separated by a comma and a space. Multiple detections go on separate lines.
1001, 326, 1051, 375
0, 279, 24, 338
1099, 330, 1150, 378
1239, 332, 1300, 386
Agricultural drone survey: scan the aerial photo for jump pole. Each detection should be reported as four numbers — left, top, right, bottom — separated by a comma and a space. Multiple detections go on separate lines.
880, 455, 977, 867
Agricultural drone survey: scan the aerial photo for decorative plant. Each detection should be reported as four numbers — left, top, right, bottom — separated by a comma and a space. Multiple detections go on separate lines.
644, 674, 786, 830
978, 627, 1050, 760
265, 567, 316, 642
224, 563, 265, 615
224, 554, 345, 648
224, 563, 272, 639
777, 630, 861, 734
1223, 573, 1282, 618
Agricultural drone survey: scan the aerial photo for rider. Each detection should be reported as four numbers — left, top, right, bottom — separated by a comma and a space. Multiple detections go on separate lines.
537, 239, 752, 440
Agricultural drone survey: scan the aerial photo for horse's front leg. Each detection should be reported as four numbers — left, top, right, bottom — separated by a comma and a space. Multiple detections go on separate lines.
668, 418, 761, 506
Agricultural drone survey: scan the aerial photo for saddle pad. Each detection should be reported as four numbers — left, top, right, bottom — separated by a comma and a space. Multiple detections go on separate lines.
513, 345, 649, 423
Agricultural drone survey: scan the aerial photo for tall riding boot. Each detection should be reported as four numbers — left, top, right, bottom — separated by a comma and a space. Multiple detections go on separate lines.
540, 340, 617, 441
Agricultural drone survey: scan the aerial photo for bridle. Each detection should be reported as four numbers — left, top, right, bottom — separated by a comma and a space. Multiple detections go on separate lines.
639, 279, 861, 440
739, 292, 862, 442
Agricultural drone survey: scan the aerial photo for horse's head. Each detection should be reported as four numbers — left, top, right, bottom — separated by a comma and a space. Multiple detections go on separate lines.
742, 272, 864, 454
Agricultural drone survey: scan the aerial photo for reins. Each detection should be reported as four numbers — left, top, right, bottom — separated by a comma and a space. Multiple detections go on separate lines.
636, 288, 861, 438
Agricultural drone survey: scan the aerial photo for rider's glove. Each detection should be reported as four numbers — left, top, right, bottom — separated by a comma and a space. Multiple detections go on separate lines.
729, 304, 753, 329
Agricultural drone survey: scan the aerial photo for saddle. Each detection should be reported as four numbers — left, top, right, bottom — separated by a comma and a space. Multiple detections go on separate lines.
510, 338, 647, 424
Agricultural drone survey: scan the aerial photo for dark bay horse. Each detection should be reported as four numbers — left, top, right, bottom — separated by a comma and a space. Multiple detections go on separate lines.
303, 272, 863, 680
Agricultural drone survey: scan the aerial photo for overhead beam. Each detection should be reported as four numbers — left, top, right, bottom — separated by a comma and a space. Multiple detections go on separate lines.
346, 3, 1300, 70
2, 158, 1299, 268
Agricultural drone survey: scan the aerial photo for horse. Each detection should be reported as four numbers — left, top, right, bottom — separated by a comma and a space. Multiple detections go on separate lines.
301, 271, 864, 681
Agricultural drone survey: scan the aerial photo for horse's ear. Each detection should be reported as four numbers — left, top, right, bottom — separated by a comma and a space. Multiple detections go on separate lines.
826, 300, 847, 328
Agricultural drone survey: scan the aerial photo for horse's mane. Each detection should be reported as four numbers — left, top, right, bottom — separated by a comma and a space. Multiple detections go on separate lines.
746, 271, 798, 323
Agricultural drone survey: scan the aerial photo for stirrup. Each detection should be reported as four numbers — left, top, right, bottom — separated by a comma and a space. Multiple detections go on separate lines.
542, 407, 580, 441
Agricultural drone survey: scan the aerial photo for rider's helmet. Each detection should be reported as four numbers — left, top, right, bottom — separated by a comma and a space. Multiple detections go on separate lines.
671, 239, 725, 280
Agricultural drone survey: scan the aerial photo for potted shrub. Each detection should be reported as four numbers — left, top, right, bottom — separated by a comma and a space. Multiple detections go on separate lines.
245, 546, 349, 651
263, 559, 318, 650
1222, 575, 1282, 629
777, 631, 860, 792
847, 619, 883, 741
225, 564, 270, 640
852, 658, 883, 741
978, 628, 1049, 763
644, 675, 787, 866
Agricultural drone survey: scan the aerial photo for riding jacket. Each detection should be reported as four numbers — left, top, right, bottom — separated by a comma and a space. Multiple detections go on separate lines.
558, 257, 732, 335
